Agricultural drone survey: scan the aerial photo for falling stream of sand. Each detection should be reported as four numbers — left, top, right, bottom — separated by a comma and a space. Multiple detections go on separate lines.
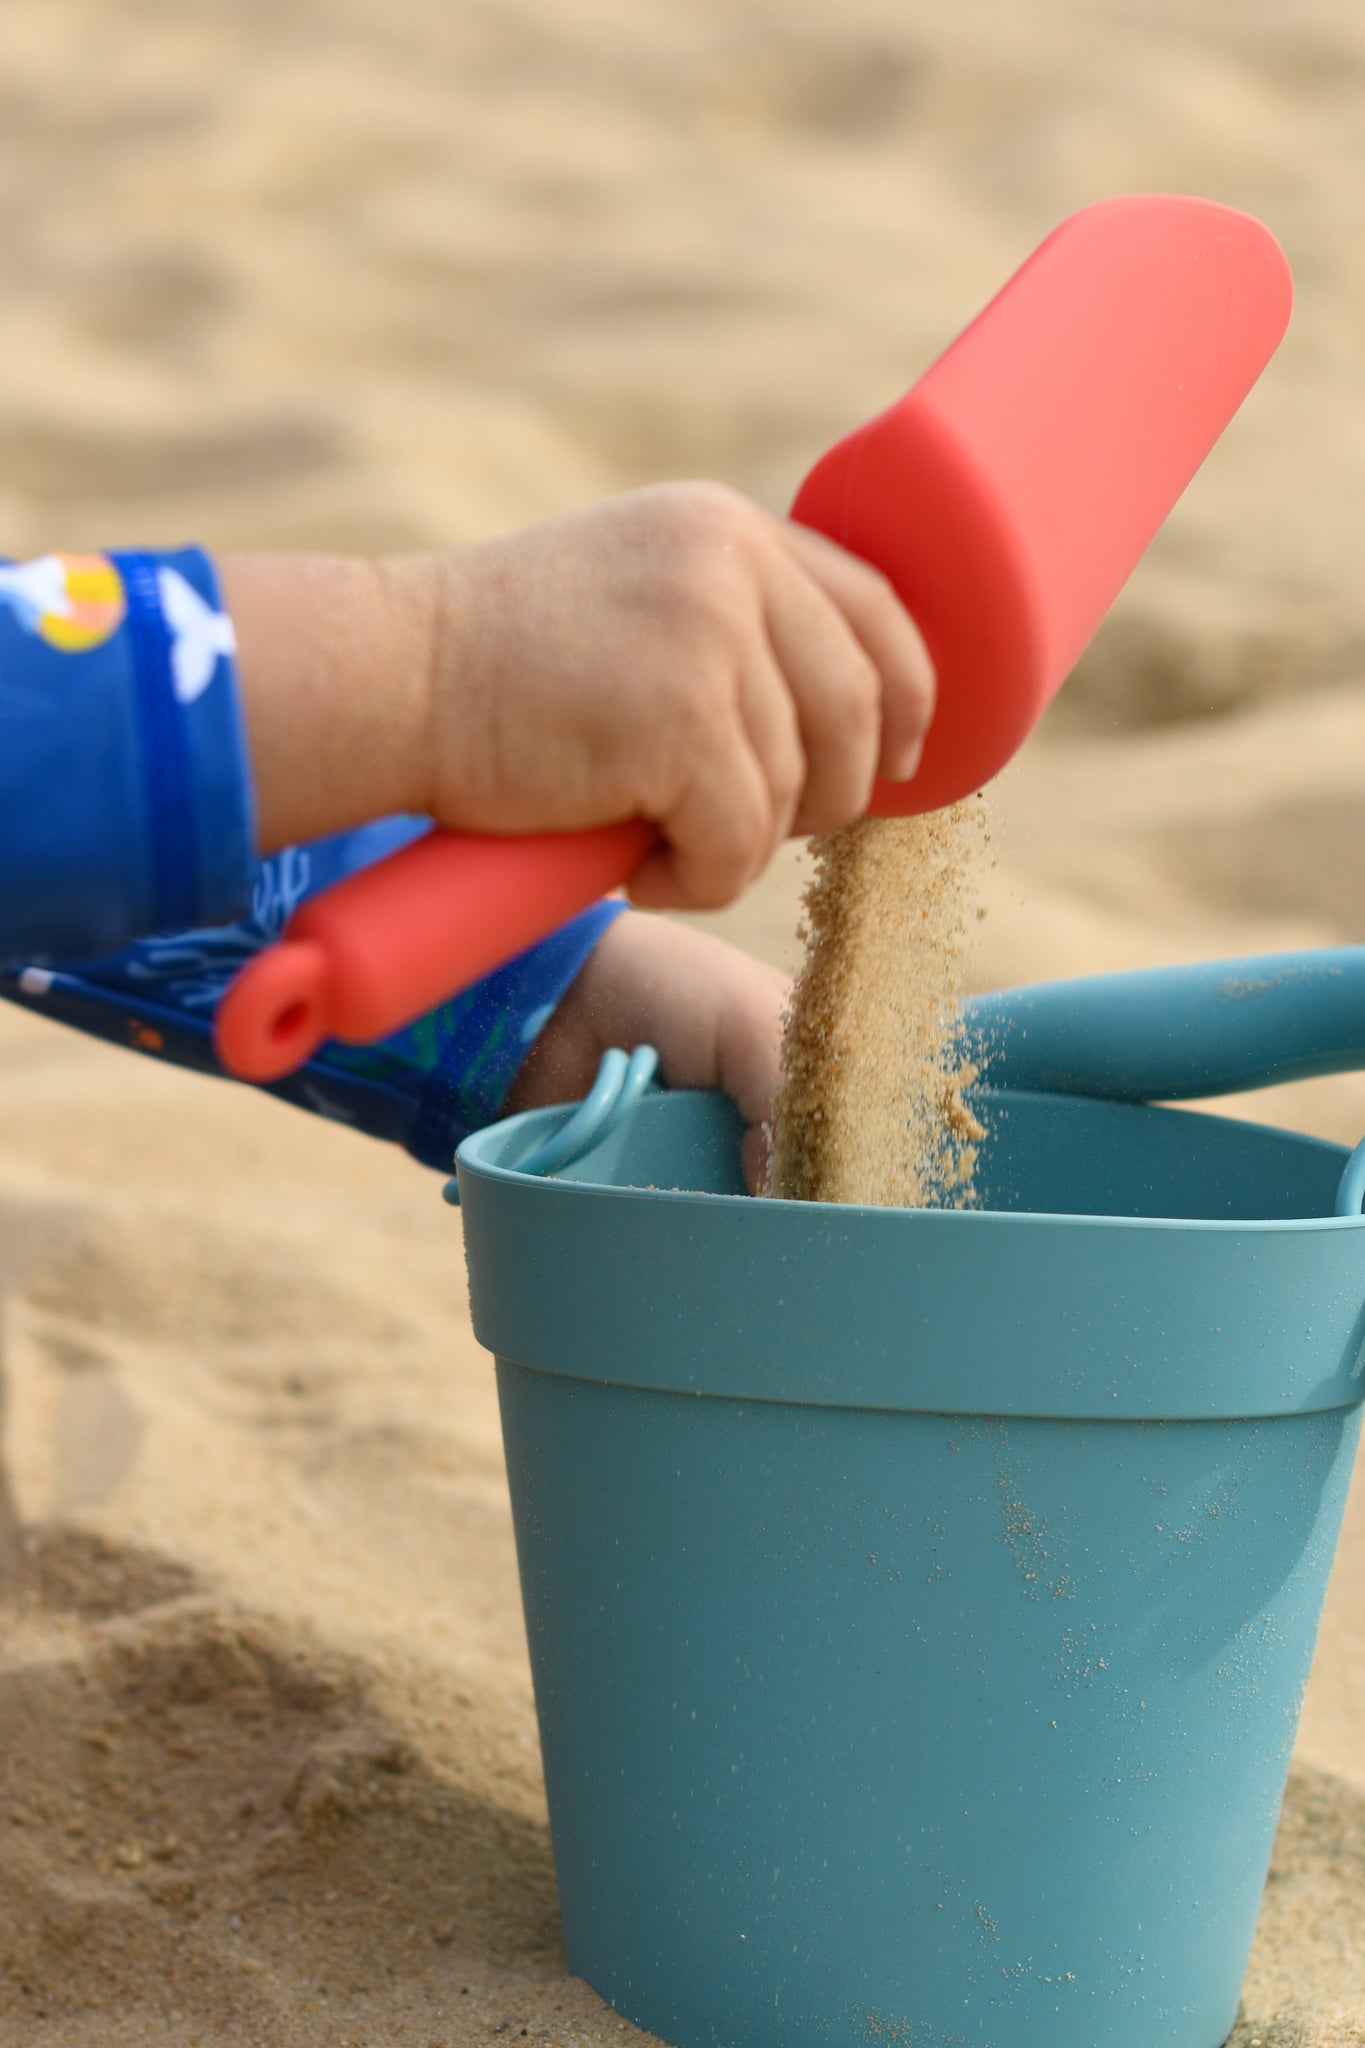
769, 800, 991, 1207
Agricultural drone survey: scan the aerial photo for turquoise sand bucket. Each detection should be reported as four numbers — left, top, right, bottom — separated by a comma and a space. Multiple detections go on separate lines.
453, 950, 1365, 2048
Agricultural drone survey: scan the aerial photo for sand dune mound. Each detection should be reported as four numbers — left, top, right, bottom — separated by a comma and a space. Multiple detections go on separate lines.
0, 1533, 576, 2047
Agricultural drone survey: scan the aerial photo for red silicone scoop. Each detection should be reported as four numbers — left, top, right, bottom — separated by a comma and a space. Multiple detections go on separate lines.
216, 194, 1292, 1082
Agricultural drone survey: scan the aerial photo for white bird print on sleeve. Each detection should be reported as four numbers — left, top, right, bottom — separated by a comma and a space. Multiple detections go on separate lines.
0, 556, 77, 631
158, 566, 238, 705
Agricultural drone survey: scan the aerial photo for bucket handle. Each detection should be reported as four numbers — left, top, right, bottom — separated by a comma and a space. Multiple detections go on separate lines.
966, 946, 1365, 1103
969, 951, 1365, 1218
442, 1045, 660, 1204
1337, 1136, 1365, 1217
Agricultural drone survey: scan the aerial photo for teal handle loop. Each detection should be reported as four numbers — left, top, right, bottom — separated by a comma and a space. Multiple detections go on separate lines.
1335, 1132, 1365, 1217
516, 1044, 660, 1175
443, 1045, 660, 1204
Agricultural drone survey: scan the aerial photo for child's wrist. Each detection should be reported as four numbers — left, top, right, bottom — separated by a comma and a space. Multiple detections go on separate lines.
223, 551, 438, 847
370, 552, 443, 820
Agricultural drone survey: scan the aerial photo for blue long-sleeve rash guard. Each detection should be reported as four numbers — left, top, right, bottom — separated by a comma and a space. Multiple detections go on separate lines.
0, 546, 623, 1168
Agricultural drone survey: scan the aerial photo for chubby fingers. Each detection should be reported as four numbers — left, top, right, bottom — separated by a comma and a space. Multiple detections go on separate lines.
630, 498, 936, 912
627, 710, 787, 912
600, 917, 788, 1197
773, 520, 936, 831
504, 912, 788, 1195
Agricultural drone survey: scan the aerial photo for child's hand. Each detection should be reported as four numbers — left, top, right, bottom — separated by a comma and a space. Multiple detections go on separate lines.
224, 483, 933, 911
503, 910, 787, 1195
418, 485, 933, 910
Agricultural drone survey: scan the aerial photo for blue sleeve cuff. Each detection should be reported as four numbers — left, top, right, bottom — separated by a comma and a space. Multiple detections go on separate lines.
110, 549, 257, 936
0, 547, 256, 963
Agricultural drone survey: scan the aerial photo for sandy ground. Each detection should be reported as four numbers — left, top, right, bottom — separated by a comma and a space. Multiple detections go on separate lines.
4, 0, 1365, 2042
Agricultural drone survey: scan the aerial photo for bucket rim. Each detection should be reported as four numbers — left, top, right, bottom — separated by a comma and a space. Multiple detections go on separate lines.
456, 1088, 1361, 1239
455, 1091, 1365, 1422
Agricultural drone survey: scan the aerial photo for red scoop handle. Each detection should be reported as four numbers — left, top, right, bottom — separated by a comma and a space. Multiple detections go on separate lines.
224, 820, 659, 1080
216, 194, 1292, 1082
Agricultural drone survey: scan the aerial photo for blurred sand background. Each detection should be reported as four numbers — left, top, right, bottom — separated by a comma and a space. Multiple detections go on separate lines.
4, 0, 1365, 2041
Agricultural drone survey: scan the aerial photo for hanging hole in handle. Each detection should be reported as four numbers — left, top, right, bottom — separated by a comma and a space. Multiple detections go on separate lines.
216, 938, 330, 1081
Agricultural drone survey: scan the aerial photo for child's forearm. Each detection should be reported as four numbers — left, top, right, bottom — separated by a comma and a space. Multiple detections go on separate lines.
219, 552, 437, 851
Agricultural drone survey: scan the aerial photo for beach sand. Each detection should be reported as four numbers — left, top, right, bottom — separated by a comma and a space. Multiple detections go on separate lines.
4, 0, 1365, 2041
